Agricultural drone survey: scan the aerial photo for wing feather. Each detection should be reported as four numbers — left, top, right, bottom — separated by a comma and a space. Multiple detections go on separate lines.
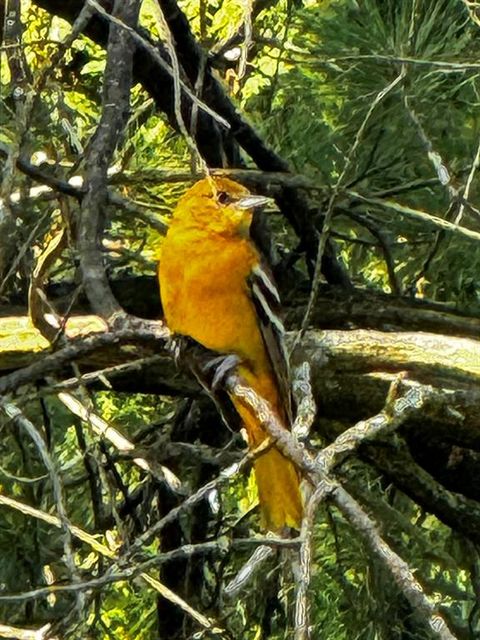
248, 262, 293, 424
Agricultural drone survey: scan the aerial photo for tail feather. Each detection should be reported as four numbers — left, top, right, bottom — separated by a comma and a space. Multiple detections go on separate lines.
254, 447, 302, 531
233, 393, 302, 531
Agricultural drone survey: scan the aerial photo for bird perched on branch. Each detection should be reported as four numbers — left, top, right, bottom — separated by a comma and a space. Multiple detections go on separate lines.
158, 176, 302, 531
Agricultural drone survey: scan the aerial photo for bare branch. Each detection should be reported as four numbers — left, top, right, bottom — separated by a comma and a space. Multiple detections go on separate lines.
224, 372, 457, 640
348, 190, 480, 242
57, 390, 183, 492
0, 324, 169, 395
78, 0, 141, 322
0, 623, 55, 640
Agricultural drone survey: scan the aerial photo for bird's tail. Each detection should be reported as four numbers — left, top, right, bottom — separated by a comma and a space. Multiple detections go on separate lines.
254, 446, 302, 531
233, 398, 302, 531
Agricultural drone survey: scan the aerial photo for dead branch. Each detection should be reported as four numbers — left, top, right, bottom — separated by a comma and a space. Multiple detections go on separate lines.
77, 0, 141, 322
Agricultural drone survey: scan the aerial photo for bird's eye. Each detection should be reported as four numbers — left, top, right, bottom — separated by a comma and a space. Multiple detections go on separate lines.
217, 191, 231, 205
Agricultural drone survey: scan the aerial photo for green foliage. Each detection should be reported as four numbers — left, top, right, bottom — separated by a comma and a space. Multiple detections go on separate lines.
244, 0, 480, 307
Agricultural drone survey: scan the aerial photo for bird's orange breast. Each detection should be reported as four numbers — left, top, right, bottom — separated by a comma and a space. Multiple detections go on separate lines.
160, 227, 268, 367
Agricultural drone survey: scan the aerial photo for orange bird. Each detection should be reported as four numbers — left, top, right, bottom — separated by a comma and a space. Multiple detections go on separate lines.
159, 176, 302, 531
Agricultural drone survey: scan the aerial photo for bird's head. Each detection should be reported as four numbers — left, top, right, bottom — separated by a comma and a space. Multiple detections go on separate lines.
171, 176, 271, 237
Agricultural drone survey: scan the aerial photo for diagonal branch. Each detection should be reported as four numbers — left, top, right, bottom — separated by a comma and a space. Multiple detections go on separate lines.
347, 191, 480, 242
224, 371, 457, 640
157, 0, 350, 285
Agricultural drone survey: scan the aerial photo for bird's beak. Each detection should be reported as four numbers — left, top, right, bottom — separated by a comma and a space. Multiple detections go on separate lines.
236, 194, 272, 210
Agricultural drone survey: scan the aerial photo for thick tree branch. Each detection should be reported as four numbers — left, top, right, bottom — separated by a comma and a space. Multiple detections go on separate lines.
0, 324, 168, 395
78, 0, 140, 322
2, 321, 480, 432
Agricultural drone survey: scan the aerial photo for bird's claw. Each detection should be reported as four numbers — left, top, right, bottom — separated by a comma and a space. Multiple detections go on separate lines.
166, 335, 191, 366
202, 354, 241, 391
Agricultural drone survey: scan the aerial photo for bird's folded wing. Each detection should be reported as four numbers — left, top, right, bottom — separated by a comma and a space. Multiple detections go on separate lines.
248, 261, 293, 424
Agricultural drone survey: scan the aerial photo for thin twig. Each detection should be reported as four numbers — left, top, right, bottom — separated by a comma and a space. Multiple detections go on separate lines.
297, 69, 405, 341
402, 92, 457, 202
85, 0, 229, 130
238, 0, 253, 81
152, 0, 209, 175
0, 492, 113, 556
44, 355, 167, 392
0, 401, 83, 609
348, 191, 480, 242
455, 133, 480, 224
295, 54, 480, 72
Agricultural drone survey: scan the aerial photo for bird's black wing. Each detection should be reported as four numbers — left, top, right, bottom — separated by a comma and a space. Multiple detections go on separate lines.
247, 260, 293, 424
